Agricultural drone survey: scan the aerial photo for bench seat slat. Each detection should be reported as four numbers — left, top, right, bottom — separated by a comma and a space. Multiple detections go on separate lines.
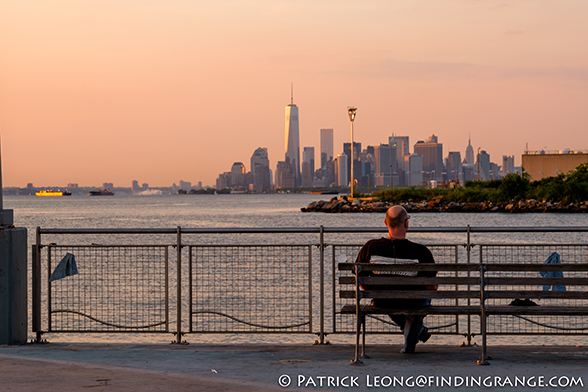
338, 262, 479, 272
485, 264, 588, 272
340, 304, 480, 315
361, 276, 479, 285
340, 290, 480, 299
486, 277, 588, 286
486, 290, 588, 299
339, 276, 479, 285
486, 306, 588, 316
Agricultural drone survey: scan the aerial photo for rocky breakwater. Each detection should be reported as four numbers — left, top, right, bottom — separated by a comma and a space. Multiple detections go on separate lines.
301, 197, 588, 213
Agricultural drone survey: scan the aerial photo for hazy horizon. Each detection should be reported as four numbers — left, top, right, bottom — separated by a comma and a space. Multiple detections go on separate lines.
2, 0, 587, 187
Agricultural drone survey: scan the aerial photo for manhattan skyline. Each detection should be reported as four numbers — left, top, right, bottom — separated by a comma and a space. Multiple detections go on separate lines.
1, 1, 587, 187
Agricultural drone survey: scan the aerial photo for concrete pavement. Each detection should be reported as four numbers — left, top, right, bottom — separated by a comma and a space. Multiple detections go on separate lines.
1, 343, 588, 391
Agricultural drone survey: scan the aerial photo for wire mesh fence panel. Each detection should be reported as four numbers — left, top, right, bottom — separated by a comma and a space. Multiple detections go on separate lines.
482, 244, 588, 335
190, 245, 312, 333
332, 244, 463, 336
46, 245, 169, 332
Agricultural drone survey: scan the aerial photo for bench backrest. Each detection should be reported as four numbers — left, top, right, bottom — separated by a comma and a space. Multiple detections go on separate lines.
482, 263, 588, 301
338, 262, 480, 301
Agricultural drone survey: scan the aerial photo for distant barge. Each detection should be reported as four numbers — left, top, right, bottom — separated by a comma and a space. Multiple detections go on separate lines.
35, 190, 72, 197
89, 188, 114, 196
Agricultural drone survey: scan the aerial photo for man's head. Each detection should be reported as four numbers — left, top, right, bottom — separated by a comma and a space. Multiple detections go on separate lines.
384, 205, 409, 239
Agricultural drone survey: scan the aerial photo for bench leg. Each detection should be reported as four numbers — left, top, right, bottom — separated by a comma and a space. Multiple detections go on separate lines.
477, 313, 489, 366
360, 315, 370, 359
350, 313, 365, 365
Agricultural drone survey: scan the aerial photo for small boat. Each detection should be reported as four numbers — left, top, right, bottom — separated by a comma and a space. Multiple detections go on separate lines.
36, 190, 72, 197
309, 190, 339, 195
89, 188, 114, 196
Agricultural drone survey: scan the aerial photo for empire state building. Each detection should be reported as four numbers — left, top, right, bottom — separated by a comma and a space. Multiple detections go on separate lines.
285, 95, 300, 187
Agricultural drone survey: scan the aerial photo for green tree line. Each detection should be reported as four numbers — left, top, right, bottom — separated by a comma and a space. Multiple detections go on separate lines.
374, 162, 588, 204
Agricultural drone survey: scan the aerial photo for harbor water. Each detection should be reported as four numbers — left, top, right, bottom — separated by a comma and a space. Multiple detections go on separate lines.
4, 194, 588, 346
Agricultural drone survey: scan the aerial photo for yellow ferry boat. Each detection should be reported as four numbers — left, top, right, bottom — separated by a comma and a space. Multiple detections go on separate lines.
35, 190, 72, 197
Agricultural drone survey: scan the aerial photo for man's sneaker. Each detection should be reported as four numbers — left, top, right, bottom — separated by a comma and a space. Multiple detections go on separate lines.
418, 327, 431, 343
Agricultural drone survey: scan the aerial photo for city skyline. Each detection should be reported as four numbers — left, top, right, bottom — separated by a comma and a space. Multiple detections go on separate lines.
2, 1, 587, 187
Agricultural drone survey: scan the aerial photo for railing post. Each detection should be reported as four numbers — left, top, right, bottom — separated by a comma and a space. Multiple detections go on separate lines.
477, 249, 489, 365
173, 226, 183, 344
318, 225, 325, 344
351, 263, 363, 365
466, 225, 472, 346
32, 227, 42, 342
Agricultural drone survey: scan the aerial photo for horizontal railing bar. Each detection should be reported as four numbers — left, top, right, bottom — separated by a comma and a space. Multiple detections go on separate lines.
46, 330, 170, 334
37, 226, 588, 235
39, 228, 180, 234
186, 244, 317, 248
46, 244, 170, 248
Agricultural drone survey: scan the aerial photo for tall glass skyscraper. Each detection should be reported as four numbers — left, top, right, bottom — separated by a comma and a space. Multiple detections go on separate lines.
320, 128, 334, 168
285, 101, 300, 187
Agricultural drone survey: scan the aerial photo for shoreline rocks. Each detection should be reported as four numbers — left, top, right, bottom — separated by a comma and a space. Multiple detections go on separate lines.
301, 197, 588, 213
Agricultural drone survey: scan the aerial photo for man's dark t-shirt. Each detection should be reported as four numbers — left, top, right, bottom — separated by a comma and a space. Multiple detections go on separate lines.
355, 237, 436, 308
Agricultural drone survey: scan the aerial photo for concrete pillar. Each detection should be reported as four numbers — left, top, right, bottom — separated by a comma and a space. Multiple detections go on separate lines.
0, 227, 27, 344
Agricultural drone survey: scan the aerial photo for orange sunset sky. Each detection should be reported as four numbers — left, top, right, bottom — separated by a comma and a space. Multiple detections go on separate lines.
1, 0, 587, 188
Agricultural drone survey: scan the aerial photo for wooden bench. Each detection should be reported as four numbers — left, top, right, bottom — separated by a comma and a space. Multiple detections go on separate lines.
338, 262, 481, 365
479, 262, 588, 364
339, 261, 588, 365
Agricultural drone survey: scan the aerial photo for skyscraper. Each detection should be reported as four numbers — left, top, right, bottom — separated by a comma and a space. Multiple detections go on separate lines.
335, 153, 349, 187
446, 152, 462, 181
302, 147, 315, 188
231, 162, 246, 190
477, 150, 491, 181
343, 142, 361, 184
414, 135, 443, 182
408, 154, 423, 187
303, 147, 315, 176
502, 155, 515, 175
465, 136, 474, 165
393, 136, 409, 186
285, 94, 300, 187
251, 147, 271, 192
374, 144, 391, 186
320, 128, 334, 168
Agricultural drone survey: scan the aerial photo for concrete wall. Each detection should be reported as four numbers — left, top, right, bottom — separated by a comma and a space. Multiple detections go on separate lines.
522, 153, 588, 181
0, 227, 27, 344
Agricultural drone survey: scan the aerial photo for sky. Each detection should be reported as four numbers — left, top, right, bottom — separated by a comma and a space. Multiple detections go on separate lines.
1, 0, 587, 188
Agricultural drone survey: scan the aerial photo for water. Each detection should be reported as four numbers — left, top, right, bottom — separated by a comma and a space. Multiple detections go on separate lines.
7, 193, 588, 246
5, 194, 588, 346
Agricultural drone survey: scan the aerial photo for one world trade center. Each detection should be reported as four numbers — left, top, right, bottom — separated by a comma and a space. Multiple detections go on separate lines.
285, 89, 300, 187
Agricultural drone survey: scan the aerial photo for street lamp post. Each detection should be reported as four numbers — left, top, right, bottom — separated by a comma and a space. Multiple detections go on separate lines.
0, 134, 13, 227
347, 107, 357, 199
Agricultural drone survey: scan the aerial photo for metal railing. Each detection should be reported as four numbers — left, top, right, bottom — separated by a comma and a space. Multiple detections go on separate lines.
32, 226, 588, 344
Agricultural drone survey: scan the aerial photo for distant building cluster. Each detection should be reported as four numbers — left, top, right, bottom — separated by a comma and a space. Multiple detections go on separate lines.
213, 93, 522, 192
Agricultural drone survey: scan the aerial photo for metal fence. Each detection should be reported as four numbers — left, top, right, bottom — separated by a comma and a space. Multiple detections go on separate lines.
481, 244, 588, 335
189, 245, 312, 334
31, 226, 588, 344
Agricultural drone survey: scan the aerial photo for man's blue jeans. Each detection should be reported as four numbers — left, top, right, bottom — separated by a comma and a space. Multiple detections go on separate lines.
390, 299, 431, 353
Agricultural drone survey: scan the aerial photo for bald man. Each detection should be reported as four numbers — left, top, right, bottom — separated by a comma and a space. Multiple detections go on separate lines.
355, 205, 436, 354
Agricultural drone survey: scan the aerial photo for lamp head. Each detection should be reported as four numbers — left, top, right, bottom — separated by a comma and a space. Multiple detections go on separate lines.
347, 107, 357, 122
